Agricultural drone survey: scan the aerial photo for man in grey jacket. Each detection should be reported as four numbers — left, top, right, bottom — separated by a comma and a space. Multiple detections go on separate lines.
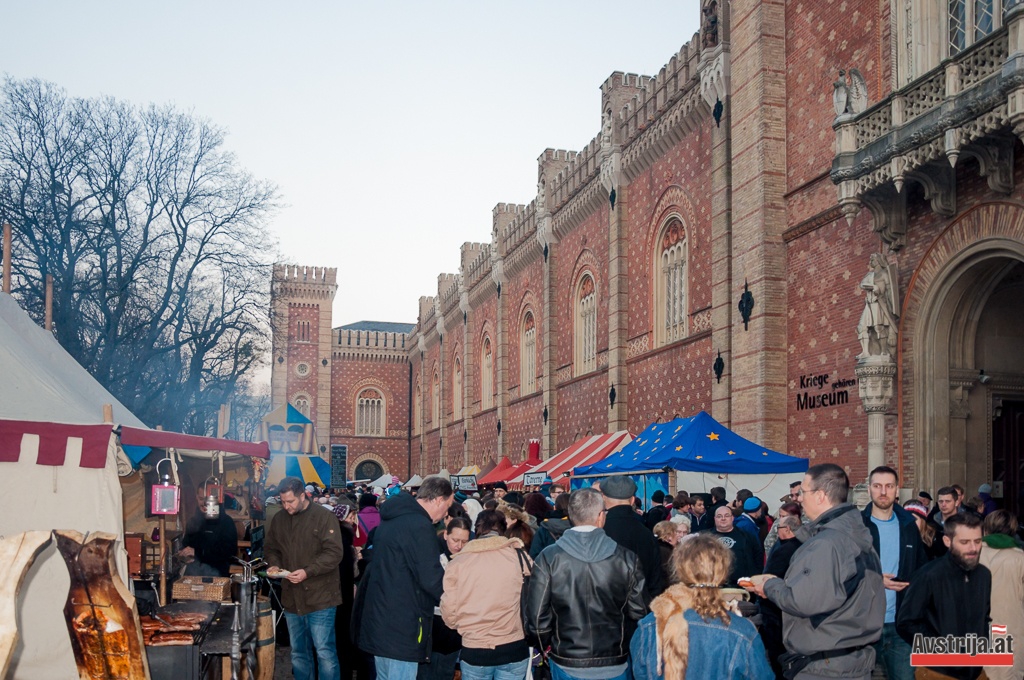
748, 463, 885, 680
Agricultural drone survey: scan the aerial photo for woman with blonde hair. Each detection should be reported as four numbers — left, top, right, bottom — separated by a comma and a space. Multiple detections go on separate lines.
630, 534, 772, 680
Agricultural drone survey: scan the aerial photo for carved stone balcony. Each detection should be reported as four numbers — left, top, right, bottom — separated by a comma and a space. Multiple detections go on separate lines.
831, 5, 1024, 250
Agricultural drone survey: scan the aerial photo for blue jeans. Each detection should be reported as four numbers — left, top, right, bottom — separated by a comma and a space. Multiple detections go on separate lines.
284, 608, 340, 680
550, 661, 628, 680
874, 622, 914, 680
375, 656, 419, 680
460, 658, 530, 680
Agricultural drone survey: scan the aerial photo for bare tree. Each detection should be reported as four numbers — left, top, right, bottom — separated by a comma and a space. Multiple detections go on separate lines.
0, 77, 278, 433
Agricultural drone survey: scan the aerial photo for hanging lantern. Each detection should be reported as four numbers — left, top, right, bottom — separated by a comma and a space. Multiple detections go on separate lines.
151, 458, 180, 515
203, 476, 223, 519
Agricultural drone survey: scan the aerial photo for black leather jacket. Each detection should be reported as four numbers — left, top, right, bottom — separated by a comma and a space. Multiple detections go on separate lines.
525, 528, 648, 668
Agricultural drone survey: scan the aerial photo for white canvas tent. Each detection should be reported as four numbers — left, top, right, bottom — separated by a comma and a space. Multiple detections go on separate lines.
0, 292, 142, 679
0, 293, 269, 678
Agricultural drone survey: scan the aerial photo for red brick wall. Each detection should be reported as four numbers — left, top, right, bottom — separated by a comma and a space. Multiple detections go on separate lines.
507, 393, 544, 461
627, 335, 713, 434
785, 0, 889, 194
285, 304, 321, 424
556, 371, 609, 452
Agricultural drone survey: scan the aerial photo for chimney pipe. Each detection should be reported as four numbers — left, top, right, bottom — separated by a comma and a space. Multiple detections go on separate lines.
2, 223, 11, 293
45, 274, 53, 331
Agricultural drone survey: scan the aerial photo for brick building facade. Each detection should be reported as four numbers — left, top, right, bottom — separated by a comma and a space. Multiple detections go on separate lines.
271, 1, 1024, 514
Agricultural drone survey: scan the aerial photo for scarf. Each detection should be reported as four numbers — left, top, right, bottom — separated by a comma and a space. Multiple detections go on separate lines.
983, 533, 1023, 549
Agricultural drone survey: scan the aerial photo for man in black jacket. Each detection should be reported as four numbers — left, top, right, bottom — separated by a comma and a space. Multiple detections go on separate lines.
896, 513, 991, 680
861, 465, 928, 680
354, 476, 454, 679
600, 475, 665, 599
707, 504, 762, 586
525, 487, 647, 680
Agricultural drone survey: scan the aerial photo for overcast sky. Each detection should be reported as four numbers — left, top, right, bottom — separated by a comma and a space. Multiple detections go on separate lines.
2, 1, 699, 326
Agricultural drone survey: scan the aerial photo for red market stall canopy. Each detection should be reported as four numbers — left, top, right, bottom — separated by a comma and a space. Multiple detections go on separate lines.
508, 431, 632, 490
119, 425, 269, 459
477, 456, 513, 485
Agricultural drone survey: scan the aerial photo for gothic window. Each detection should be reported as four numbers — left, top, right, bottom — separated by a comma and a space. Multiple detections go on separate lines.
655, 218, 688, 346
356, 388, 384, 436
431, 371, 440, 426
521, 311, 537, 395
452, 357, 463, 419
293, 394, 311, 417
295, 320, 312, 343
949, 0, 998, 53
481, 337, 494, 410
574, 274, 597, 376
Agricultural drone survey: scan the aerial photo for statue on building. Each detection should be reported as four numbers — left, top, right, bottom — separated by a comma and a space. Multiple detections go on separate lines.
857, 252, 900, 358
701, 1, 719, 49
833, 68, 868, 116
600, 110, 613, 150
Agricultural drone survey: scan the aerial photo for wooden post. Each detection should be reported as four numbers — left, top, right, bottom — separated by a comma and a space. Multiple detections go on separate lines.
44, 275, 53, 331
2, 223, 11, 294
158, 516, 167, 606
102, 403, 114, 425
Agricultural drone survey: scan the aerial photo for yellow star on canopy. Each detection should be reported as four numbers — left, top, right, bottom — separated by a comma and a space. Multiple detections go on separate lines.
654, 438, 660, 444
675, 446, 683, 451
727, 450, 736, 455
695, 455, 703, 459
675, 426, 683, 433
762, 452, 769, 456
707, 432, 720, 441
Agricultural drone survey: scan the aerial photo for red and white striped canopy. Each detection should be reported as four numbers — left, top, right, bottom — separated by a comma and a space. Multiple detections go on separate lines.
508, 431, 632, 489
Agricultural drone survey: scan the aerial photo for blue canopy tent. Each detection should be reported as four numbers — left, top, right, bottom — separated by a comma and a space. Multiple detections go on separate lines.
575, 411, 808, 508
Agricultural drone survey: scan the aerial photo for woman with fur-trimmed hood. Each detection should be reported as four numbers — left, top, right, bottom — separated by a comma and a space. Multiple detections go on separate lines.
630, 535, 773, 680
441, 510, 532, 679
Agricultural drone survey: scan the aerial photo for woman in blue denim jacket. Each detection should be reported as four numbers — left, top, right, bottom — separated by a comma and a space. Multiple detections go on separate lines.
630, 535, 773, 680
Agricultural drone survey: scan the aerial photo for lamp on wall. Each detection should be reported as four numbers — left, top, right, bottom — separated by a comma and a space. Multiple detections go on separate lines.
542, 405, 548, 426
713, 351, 725, 383
978, 369, 992, 385
738, 280, 755, 330
609, 385, 617, 409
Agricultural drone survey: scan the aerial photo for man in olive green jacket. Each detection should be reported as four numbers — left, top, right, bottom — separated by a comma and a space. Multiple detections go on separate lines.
266, 476, 344, 680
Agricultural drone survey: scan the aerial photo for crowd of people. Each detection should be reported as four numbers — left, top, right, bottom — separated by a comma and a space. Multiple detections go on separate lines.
259, 469, 1023, 680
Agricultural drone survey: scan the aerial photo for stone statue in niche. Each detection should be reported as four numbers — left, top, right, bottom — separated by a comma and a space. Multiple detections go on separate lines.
833, 68, 868, 116
600, 110, 613, 150
856, 252, 900, 358
702, 1, 719, 49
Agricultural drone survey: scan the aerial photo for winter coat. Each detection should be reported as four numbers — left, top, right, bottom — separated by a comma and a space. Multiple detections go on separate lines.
354, 493, 445, 663
979, 538, 1023, 680
264, 503, 344, 615
525, 527, 647, 669
860, 503, 929, 615
603, 505, 665, 598
763, 503, 885, 678
530, 515, 571, 559
896, 552, 991, 680
706, 527, 762, 585
441, 535, 529, 650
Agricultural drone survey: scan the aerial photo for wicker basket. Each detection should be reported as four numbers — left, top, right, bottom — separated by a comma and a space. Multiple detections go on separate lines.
172, 576, 231, 602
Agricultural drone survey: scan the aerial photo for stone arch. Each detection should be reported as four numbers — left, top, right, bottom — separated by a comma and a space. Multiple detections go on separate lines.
904, 201, 1024, 500
567, 248, 600, 311
645, 185, 698, 257
350, 452, 388, 482
350, 377, 394, 405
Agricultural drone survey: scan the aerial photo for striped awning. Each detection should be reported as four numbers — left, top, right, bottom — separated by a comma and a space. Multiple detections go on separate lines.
508, 431, 632, 489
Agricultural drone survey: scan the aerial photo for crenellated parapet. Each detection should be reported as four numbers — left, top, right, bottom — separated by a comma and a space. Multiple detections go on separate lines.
418, 295, 437, 331
272, 264, 338, 302
333, 328, 410, 363
500, 202, 539, 278
463, 241, 493, 297
549, 137, 602, 212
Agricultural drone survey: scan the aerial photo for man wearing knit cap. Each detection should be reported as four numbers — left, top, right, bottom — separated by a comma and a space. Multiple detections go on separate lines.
643, 489, 670, 529
734, 496, 763, 541
600, 475, 665, 599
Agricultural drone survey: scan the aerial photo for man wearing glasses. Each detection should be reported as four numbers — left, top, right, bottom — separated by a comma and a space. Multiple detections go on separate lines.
746, 463, 885, 679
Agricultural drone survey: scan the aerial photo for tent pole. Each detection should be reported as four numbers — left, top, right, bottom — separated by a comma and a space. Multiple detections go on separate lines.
44, 275, 53, 331
2, 223, 10, 293
158, 516, 167, 606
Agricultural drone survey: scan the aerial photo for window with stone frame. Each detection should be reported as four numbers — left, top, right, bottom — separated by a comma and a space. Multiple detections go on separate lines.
481, 337, 494, 410
356, 388, 385, 436
896, 1, 1002, 85
655, 218, 688, 346
452, 357, 463, 420
293, 394, 311, 418
521, 311, 537, 395
431, 371, 440, 426
574, 274, 597, 376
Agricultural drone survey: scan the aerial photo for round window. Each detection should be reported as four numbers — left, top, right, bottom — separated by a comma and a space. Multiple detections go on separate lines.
295, 362, 311, 377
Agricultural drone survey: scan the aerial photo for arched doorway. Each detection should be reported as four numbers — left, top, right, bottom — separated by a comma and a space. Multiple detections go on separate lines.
354, 460, 384, 483
913, 213, 1024, 517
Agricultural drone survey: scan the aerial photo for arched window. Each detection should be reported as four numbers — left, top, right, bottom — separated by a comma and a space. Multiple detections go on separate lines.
452, 357, 463, 419
481, 337, 494, 410
431, 371, 440, 426
948, 0, 998, 55
356, 388, 384, 436
655, 218, 688, 345
574, 275, 597, 376
293, 394, 311, 417
521, 311, 537, 395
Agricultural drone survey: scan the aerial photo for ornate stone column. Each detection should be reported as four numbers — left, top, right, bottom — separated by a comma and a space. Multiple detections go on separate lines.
855, 355, 897, 475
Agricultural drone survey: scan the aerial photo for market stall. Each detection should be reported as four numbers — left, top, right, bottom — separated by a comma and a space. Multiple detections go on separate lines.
574, 411, 809, 509
507, 431, 632, 490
